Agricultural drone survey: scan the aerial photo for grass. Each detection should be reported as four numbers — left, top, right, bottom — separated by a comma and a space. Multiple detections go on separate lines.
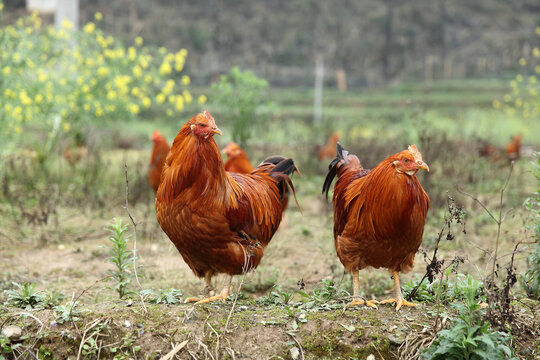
0, 78, 538, 359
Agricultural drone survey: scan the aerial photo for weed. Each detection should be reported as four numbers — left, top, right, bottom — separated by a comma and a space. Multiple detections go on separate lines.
141, 288, 183, 304
422, 277, 514, 360
521, 152, 540, 299
3, 282, 45, 309
104, 218, 135, 298
298, 279, 349, 310
53, 301, 80, 324
257, 285, 294, 306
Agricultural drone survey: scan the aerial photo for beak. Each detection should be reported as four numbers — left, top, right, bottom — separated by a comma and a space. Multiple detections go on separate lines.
417, 161, 430, 172
212, 127, 222, 136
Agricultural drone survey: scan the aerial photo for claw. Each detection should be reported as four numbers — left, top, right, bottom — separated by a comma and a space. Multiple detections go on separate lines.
346, 298, 378, 309
380, 297, 417, 311
194, 293, 228, 304
184, 297, 202, 303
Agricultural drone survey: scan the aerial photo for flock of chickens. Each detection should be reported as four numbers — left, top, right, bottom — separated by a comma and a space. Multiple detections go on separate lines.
147, 111, 433, 311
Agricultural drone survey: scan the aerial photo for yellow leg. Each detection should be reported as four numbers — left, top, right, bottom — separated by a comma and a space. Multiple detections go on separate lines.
345, 270, 378, 309
380, 271, 417, 311
184, 271, 214, 303
195, 275, 232, 304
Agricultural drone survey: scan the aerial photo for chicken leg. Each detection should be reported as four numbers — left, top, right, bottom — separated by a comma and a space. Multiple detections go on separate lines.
346, 270, 378, 309
380, 271, 417, 311
185, 274, 232, 304
184, 271, 215, 303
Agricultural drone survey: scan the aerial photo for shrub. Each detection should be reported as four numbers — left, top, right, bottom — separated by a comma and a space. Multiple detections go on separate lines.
104, 218, 134, 298
210, 66, 270, 148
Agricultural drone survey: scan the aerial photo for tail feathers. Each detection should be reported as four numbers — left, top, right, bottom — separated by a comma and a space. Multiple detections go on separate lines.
260, 157, 300, 211
322, 143, 365, 201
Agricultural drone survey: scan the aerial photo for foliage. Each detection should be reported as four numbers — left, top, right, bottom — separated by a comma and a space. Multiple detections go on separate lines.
521, 152, 540, 299
53, 301, 80, 324
210, 66, 270, 148
3, 282, 45, 309
257, 285, 294, 306
422, 275, 514, 360
0, 11, 205, 159
104, 218, 134, 299
141, 287, 183, 304
298, 279, 349, 309
493, 27, 540, 119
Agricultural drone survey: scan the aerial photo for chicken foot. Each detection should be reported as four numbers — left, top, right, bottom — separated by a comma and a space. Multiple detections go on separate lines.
184, 271, 215, 303
345, 270, 378, 309
185, 274, 233, 304
380, 271, 417, 311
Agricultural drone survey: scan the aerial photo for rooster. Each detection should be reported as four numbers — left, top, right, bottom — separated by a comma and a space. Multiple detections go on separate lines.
319, 132, 340, 161
148, 130, 171, 193
506, 134, 521, 161
222, 141, 254, 173
156, 111, 298, 304
323, 144, 430, 310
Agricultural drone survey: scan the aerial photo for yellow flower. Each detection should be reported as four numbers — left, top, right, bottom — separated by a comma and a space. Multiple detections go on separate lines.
183, 90, 192, 104
97, 67, 109, 77
94, 12, 103, 21
60, 79, 67, 86
107, 90, 117, 100
492, 100, 501, 109
2, 66, 10, 75
14, 126, 22, 135
530, 75, 537, 84
158, 47, 167, 54
514, 99, 522, 107
536, 66, 540, 74
83, 22, 96, 34
168, 95, 176, 103
534, 48, 540, 58
13, 53, 21, 62
519, 58, 526, 67
144, 75, 152, 84
35, 94, 43, 104
60, 109, 68, 117
95, 107, 103, 117
0, 3, 4, 11
166, 109, 174, 116
516, 74, 523, 82
19, 91, 32, 105
127, 103, 140, 115
83, 103, 91, 111
503, 94, 511, 102
198, 94, 207, 105
61, 19, 74, 29
156, 93, 166, 104
63, 122, 71, 132
131, 87, 141, 97
159, 61, 172, 76
128, 46, 137, 61
536, 26, 540, 35
181, 75, 191, 85
82, 85, 90, 93
132, 65, 142, 78
142, 97, 151, 108
135, 36, 143, 47
175, 96, 184, 111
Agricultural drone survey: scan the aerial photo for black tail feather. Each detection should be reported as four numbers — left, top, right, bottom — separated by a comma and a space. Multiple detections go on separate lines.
267, 157, 301, 211
322, 142, 346, 200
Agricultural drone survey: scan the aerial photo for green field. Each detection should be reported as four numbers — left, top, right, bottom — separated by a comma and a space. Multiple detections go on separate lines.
1, 79, 539, 359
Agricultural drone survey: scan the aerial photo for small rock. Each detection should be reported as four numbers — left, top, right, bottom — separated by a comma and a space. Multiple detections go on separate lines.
50, 321, 57, 327
126, 299, 133, 307
239, 306, 248, 311
123, 320, 131, 328
298, 313, 306, 320
366, 355, 376, 360
289, 346, 300, 360
388, 334, 405, 346
137, 323, 143, 328
362, 320, 369, 325
1, 326, 22, 341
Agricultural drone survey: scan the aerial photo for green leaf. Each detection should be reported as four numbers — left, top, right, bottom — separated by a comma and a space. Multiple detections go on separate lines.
340, 323, 355, 332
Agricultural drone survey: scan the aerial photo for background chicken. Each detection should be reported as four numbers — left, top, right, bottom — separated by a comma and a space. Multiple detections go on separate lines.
148, 130, 170, 193
156, 111, 298, 303
63, 132, 88, 166
323, 143, 430, 310
222, 141, 254, 173
318, 132, 340, 161
506, 133, 521, 161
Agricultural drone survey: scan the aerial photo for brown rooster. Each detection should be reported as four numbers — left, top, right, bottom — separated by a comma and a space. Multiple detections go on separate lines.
506, 134, 521, 161
148, 130, 171, 193
323, 143, 430, 310
156, 111, 298, 304
319, 132, 340, 161
222, 141, 254, 173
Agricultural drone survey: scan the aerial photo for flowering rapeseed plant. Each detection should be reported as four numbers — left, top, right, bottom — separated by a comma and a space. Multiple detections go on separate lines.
0, 10, 206, 156
493, 27, 540, 119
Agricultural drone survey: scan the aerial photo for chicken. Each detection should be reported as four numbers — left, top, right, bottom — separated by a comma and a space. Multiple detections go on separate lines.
148, 130, 171, 193
319, 132, 340, 161
323, 143, 430, 310
156, 111, 298, 304
63, 132, 88, 166
506, 134, 521, 161
222, 141, 254, 173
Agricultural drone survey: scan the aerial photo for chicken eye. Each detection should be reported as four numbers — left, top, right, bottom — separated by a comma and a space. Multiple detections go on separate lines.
199, 123, 206, 127
404, 159, 409, 163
